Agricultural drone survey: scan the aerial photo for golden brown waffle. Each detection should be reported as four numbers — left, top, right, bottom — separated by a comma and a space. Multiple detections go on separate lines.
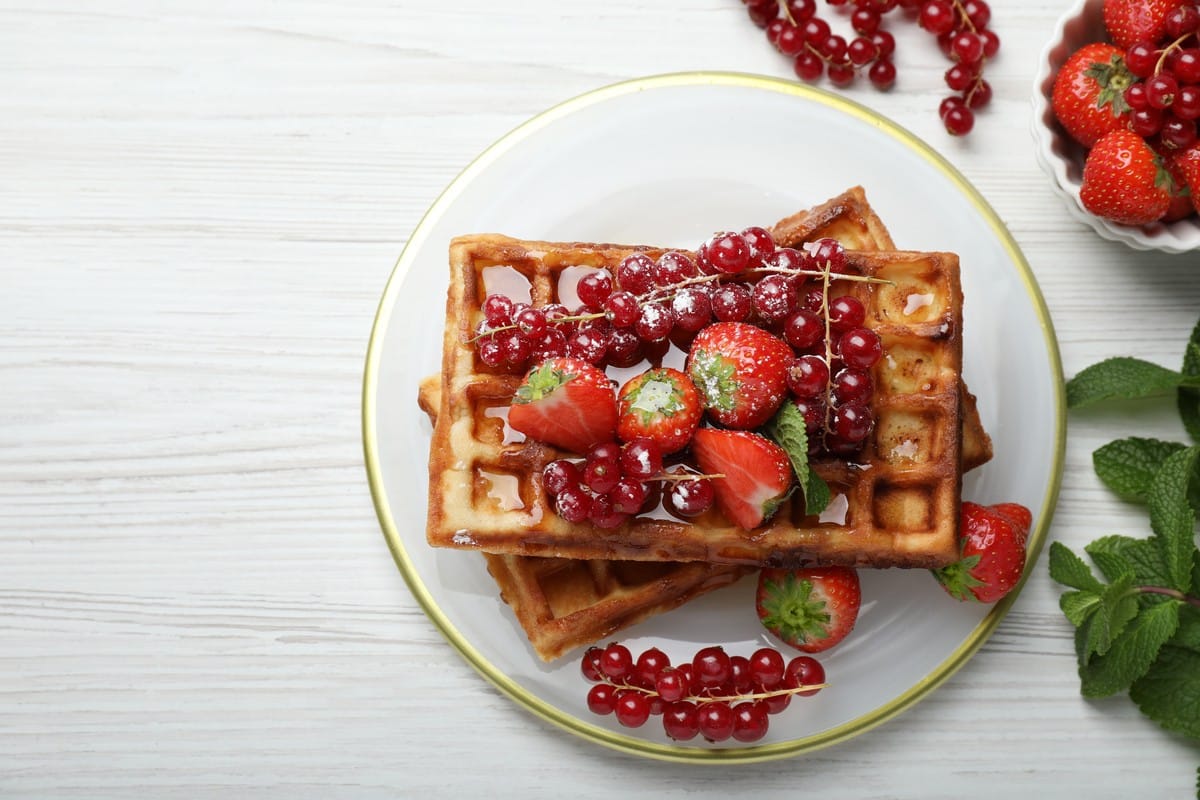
426, 232, 964, 568
421, 375, 751, 662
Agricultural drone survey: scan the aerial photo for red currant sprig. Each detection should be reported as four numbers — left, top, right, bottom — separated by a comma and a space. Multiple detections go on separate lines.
581, 642, 827, 743
1121, 7, 1200, 150
741, 0, 1000, 135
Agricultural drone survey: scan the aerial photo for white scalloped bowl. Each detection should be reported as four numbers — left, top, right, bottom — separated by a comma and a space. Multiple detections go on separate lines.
1032, 0, 1200, 253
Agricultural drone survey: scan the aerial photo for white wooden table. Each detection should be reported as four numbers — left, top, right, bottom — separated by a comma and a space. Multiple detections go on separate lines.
3, 2, 1198, 796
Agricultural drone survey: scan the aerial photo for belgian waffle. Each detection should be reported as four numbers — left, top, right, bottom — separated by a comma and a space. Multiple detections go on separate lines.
419, 376, 751, 661
426, 226, 965, 568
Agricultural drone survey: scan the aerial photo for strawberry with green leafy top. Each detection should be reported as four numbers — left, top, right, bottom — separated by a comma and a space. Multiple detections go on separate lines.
1172, 142, 1200, 216
1080, 129, 1174, 225
690, 427, 792, 530
616, 367, 703, 454
1051, 43, 1135, 148
507, 357, 617, 454
755, 567, 862, 653
933, 501, 1032, 603
686, 322, 792, 430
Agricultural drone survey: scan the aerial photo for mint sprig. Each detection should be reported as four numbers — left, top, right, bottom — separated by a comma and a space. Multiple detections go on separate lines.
763, 402, 831, 516
1054, 314, 1200, 756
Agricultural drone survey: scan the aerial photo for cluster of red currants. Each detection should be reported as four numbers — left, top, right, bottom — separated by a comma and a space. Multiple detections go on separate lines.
581, 642, 826, 743
542, 439, 715, 529
1123, 4, 1200, 149
740, 0, 999, 136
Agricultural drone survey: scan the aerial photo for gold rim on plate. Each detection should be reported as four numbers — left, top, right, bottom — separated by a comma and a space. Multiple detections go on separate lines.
361, 71, 1067, 764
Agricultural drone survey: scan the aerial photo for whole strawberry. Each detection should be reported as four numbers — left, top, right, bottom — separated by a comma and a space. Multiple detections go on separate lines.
686, 321, 792, 430
755, 567, 862, 653
1104, 0, 1185, 50
507, 357, 617, 454
1051, 43, 1134, 148
1080, 129, 1173, 225
1172, 141, 1200, 215
616, 367, 703, 454
932, 501, 1032, 603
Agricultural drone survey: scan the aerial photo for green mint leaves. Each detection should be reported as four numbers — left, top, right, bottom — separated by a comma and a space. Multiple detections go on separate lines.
1053, 313, 1200, 747
764, 401, 831, 516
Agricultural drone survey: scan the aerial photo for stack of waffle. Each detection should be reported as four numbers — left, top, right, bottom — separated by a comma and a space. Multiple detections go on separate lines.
417, 188, 991, 661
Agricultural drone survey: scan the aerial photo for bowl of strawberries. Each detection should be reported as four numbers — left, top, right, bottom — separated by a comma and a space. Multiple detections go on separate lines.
1033, 0, 1200, 252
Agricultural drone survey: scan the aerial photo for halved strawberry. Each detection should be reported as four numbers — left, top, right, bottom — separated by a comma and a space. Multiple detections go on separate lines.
616, 367, 703, 454
690, 427, 792, 530
755, 566, 862, 653
507, 357, 617, 454
686, 322, 792, 430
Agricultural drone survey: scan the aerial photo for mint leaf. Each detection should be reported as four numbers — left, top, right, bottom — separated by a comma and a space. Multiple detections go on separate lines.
1066, 357, 1200, 408
1093, 438, 1188, 503
1129, 641, 1200, 739
1086, 534, 1171, 588
1179, 316, 1200, 442
1060, 590, 1102, 627
1147, 446, 1200, 592
763, 402, 831, 515
1076, 573, 1139, 665
1080, 600, 1181, 698
1049, 541, 1105, 592
1172, 605, 1200, 654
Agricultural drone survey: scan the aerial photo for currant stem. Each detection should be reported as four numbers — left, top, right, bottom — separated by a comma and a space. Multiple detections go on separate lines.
752, 266, 895, 286
820, 263, 835, 449
592, 674, 828, 703
950, 0, 976, 34
1137, 585, 1200, 609
1153, 33, 1194, 76
650, 472, 725, 482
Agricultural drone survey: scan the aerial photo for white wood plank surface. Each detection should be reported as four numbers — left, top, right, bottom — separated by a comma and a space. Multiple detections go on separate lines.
2, 1, 1199, 796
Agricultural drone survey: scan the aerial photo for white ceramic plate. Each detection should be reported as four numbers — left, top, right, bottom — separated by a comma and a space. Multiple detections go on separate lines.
363, 73, 1065, 763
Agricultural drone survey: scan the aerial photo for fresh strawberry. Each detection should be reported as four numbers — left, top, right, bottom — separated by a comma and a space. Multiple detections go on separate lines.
690, 427, 792, 530
686, 321, 792, 430
1172, 141, 1200, 215
755, 566, 862, 653
507, 357, 617, 454
1159, 152, 1194, 221
1104, 0, 1184, 50
1080, 129, 1174, 225
933, 501, 1033, 603
616, 367, 703, 454
1051, 43, 1134, 148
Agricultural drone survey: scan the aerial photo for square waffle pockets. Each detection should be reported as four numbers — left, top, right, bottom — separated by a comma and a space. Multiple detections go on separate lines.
426, 225, 966, 569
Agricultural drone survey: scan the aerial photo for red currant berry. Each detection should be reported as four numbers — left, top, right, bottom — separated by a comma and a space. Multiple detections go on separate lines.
732, 701, 770, 743
616, 254, 655, 295
697, 701, 735, 742
766, 18, 788, 47
634, 302, 675, 342
666, 477, 715, 517
614, 690, 652, 728
787, 354, 830, 398
777, 23, 806, 56
828, 296, 866, 331
839, 327, 882, 369
832, 401, 873, 442
939, 95, 966, 119
1125, 41, 1158, 78
706, 232, 752, 273
477, 335, 505, 368
1125, 82, 1149, 110
634, 647, 671, 688
963, 0, 991, 28
950, 31, 984, 64
1130, 106, 1165, 137
654, 667, 689, 703
965, 79, 993, 109
711, 283, 753, 322
1162, 115, 1199, 149
819, 34, 848, 62
851, 6, 881, 34
752, 274, 800, 322
1176, 86, 1200, 120
1147, 73, 1179, 109
604, 290, 640, 328
605, 328, 641, 367
980, 28, 1000, 58
807, 238, 846, 272
1166, 5, 1200, 38
802, 285, 826, 313
827, 61, 857, 87
848, 36, 879, 66
542, 459, 581, 496
662, 701, 700, 741
918, 0, 956, 35
785, 655, 826, 696
619, 438, 662, 479
514, 306, 547, 337
787, 0, 818, 21
581, 646, 605, 682
497, 329, 531, 367
587, 683, 617, 715
943, 104, 975, 135
672, 286, 713, 333
1174, 49, 1200, 84
945, 63, 977, 92
555, 485, 591, 523
567, 327, 607, 365
587, 493, 627, 529
871, 29, 895, 59
610, 478, 648, 515
748, 647, 786, 689
801, 17, 831, 43
692, 646, 732, 690
869, 59, 897, 90
764, 246, 805, 271
746, 0, 779, 26
654, 251, 697, 286
577, 270, 613, 311
784, 309, 824, 350
833, 367, 873, 404
741, 225, 776, 266
482, 293, 514, 325
793, 51, 824, 81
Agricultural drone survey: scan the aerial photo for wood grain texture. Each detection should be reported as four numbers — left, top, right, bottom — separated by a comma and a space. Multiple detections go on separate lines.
2, 0, 1199, 797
